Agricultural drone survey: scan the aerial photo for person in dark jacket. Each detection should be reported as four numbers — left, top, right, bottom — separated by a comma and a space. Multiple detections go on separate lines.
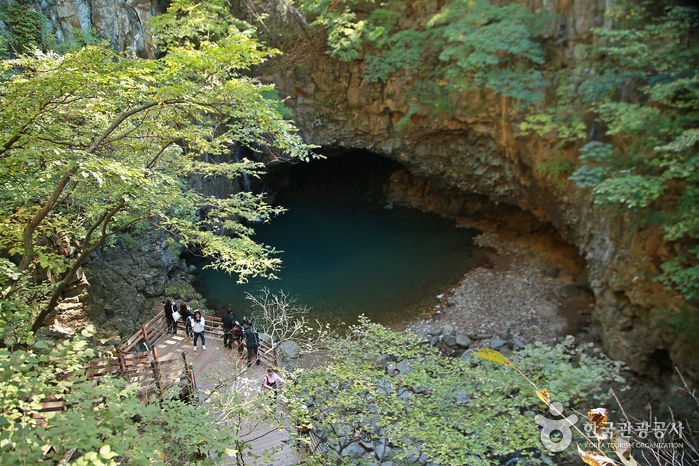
181, 304, 193, 337
244, 322, 260, 368
222, 308, 235, 349
164, 298, 178, 334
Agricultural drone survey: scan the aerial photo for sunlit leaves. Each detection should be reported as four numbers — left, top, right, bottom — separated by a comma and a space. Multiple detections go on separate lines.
578, 446, 617, 466
587, 408, 610, 441
472, 347, 513, 366
0, 0, 315, 332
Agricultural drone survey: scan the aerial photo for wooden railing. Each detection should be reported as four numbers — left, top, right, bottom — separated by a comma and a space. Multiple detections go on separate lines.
83, 348, 196, 402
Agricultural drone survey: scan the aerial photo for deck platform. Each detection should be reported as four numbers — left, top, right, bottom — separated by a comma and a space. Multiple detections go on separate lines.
152, 332, 299, 465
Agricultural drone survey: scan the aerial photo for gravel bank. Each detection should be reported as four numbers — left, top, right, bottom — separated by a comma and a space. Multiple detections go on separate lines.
403, 227, 595, 348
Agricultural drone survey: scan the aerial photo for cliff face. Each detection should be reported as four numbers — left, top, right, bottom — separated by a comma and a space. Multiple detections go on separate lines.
39, 0, 167, 57
31, 0, 696, 378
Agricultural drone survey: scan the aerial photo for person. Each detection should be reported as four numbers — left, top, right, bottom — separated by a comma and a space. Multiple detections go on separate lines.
222, 308, 235, 349
181, 304, 193, 338
244, 321, 260, 368
262, 368, 284, 396
232, 321, 245, 355
164, 298, 178, 334
192, 310, 206, 351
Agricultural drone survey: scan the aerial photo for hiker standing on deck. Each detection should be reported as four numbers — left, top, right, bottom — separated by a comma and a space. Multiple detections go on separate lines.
222, 308, 235, 349
233, 321, 245, 355
262, 368, 284, 398
192, 311, 206, 351
181, 304, 193, 337
245, 321, 260, 368
164, 299, 178, 334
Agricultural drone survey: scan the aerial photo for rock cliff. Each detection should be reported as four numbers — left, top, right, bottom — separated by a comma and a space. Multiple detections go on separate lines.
27, 0, 697, 379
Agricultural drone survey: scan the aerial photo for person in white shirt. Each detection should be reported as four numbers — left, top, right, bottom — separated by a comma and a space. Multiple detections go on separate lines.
192, 310, 206, 351
262, 368, 284, 397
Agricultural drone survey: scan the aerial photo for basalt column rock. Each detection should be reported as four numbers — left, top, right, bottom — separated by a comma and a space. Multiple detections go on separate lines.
83, 233, 200, 338
39, 0, 166, 58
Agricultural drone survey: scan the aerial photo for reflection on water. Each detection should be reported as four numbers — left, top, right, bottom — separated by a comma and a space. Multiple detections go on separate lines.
189, 194, 488, 326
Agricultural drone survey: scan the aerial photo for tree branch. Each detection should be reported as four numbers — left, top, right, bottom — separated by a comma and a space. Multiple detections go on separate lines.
31, 200, 126, 333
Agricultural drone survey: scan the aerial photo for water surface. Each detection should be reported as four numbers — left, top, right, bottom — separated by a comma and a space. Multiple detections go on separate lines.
191, 194, 488, 326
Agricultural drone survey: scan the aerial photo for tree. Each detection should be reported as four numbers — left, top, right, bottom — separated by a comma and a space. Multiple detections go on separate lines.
286, 318, 624, 465
563, 2, 699, 303
0, 0, 314, 342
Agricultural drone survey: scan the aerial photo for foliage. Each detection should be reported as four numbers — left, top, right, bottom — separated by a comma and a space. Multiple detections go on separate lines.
0, 332, 238, 464
0, 0, 46, 57
539, 156, 575, 185
286, 318, 624, 465
0, 0, 314, 339
519, 76, 588, 146
49, 28, 109, 55
566, 3, 699, 302
299, 0, 548, 118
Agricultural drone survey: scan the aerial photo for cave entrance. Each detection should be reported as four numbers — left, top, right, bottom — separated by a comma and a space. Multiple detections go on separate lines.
189, 150, 491, 326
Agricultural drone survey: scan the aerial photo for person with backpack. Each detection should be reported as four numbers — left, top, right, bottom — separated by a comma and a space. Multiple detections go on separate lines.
233, 321, 245, 355
222, 308, 235, 349
244, 321, 260, 368
192, 310, 206, 351
262, 368, 284, 398
164, 298, 178, 334
181, 304, 193, 337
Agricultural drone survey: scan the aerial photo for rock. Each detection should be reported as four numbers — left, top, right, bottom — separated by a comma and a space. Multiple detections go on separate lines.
376, 379, 395, 395
467, 332, 493, 340
511, 338, 526, 351
455, 390, 471, 405
441, 334, 457, 347
374, 439, 391, 461
489, 338, 507, 350
442, 323, 455, 336
395, 361, 414, 376
341, 441, 365, 459
277, 340, 301, 363
455, 334, 472, 348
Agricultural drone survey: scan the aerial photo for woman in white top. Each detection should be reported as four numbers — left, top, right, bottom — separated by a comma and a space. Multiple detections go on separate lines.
262, 368, 284, 397
192, 310, 206, 351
